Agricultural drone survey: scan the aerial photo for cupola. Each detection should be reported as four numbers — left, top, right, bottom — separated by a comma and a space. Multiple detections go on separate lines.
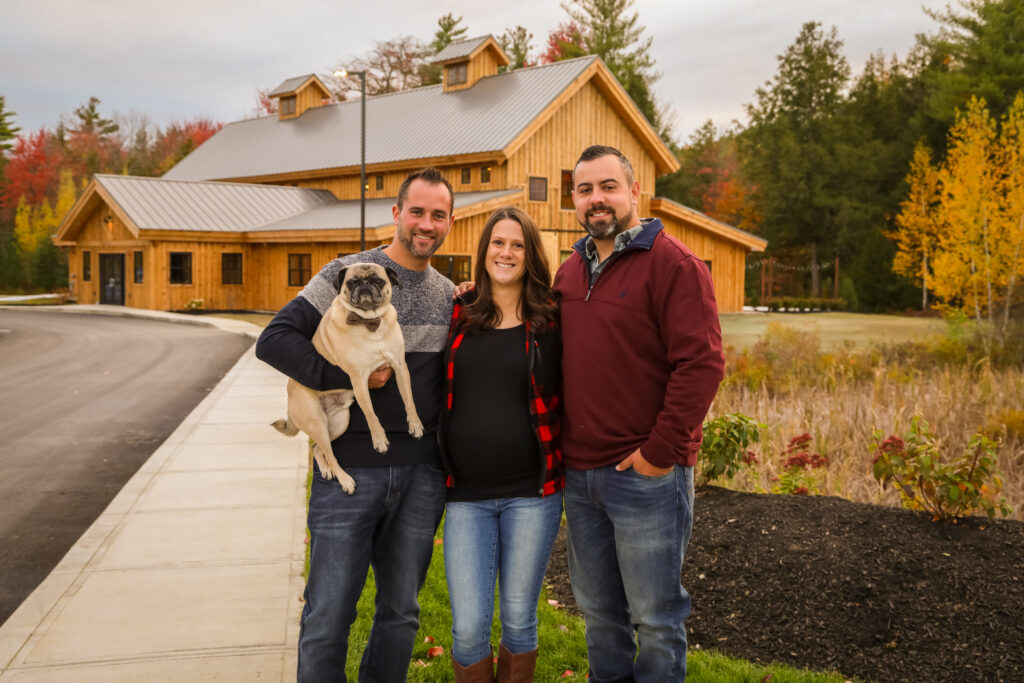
268, 74, 333, 120
430, 35, 510, 93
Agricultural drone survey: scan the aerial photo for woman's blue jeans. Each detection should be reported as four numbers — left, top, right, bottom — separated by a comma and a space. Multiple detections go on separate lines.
443, 493, 563, 666
564, 464, 695, 683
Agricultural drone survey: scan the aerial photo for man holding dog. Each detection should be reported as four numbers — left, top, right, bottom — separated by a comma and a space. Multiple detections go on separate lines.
256, 167, 455, 682
553, 145, 725, 681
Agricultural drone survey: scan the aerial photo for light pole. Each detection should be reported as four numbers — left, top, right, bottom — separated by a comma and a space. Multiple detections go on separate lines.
334, 69, 367, 251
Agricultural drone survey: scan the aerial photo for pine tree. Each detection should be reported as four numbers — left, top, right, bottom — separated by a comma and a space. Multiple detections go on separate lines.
498, 26, 533, 70
560, 0, 664, 135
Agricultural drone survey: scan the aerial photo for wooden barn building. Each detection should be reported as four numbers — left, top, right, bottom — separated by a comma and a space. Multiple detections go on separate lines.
56, 36, 766, 312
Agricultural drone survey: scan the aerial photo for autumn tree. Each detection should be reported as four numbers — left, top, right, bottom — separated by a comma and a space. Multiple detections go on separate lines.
538, 21, 590, 64
892, 141, 941, 310
933, 96, 1001, 323
995, 92, 1024, 329
331, 36, 426, 96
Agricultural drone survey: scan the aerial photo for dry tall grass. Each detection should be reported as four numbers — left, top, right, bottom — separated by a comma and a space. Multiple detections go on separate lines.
710, 323, 1024, 520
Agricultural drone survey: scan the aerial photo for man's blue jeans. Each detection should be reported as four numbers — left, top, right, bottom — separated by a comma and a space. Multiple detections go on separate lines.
443, 494, 563, 665
298, 462, 446, 683
564, 464, 695, 682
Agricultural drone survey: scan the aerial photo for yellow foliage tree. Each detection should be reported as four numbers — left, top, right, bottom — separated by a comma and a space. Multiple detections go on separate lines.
996, 92, 1024, 332
932, 96, 1001, 324
12, 170, 77, 289
892, 140, 940, 311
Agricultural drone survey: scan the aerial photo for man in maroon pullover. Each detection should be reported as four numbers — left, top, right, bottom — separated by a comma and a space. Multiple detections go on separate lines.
553, 145, 725, 682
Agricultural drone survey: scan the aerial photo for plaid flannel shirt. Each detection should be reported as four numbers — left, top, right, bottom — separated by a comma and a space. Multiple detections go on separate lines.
439, 297, 564, 497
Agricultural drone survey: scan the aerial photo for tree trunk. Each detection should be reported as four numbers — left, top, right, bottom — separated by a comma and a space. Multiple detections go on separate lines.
922, 250, 929, 312
810, 244, 820, 298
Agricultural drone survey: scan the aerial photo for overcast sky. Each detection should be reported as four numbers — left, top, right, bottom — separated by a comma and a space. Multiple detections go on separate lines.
2, 0, 949, 145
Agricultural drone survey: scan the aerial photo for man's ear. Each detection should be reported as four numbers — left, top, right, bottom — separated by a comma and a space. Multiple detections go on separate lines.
385, 267, 401, 288
333, 266, 348, 293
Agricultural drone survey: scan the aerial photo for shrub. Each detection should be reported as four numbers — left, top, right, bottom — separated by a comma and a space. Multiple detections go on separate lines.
185, 297, 204, 311
871, 416, 1012, 521
772, 432, 828, 495
697, 412, 764, 487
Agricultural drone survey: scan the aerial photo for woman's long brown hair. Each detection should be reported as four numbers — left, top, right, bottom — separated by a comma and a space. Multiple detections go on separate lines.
461, 206, 557, 333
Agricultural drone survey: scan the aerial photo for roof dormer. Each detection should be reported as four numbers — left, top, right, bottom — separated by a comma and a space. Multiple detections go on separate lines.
431, 35, 511, 93
268, 74, 333, 121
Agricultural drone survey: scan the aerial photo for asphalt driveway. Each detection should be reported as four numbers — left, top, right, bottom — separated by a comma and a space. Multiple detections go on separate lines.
0, 309, 254, 623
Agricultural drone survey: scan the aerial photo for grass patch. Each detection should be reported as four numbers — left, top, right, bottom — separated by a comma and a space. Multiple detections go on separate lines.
720, 311, 945, 351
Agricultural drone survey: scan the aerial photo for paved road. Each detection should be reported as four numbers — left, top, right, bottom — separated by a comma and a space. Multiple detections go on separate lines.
0, 310, 254, 623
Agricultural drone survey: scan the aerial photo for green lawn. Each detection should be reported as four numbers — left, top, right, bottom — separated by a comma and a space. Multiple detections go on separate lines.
719, 311, 945, 350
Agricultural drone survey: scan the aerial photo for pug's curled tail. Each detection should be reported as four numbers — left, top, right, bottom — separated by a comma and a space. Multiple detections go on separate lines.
272, 418, 299, 436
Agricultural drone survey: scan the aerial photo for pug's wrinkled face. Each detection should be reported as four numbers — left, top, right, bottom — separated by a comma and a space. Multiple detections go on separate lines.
335, 263, 401, 311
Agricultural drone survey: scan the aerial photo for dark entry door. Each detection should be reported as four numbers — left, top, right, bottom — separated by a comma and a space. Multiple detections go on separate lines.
99, 253, 125, 305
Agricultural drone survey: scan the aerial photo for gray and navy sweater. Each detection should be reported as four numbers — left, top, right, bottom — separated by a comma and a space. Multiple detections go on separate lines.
255, 247, 455, 468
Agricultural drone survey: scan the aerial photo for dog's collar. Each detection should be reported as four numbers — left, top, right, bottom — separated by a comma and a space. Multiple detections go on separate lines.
346, 311, 382, 332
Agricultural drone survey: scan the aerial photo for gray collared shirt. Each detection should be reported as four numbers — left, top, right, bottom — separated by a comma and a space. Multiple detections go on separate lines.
583, 224, 644, 281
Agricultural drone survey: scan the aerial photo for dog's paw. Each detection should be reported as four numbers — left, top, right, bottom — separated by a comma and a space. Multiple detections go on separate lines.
372, 434, 389, 453
337, 473, 357, 495
319, 466, 335, 481
408, 420, 424, 439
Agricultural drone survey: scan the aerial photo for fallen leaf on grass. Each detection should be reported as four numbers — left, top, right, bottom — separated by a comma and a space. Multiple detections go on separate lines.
426, 645, 445, 659
561, 670, 574, 678
557, 624, 569, 632
423, 635, 435, 643
547, 599, 561, 608
434, 538, 444, 545
414, 659, 428, 667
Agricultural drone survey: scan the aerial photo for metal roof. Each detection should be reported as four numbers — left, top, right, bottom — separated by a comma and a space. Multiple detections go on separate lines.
95, 175, 337, 232
268, 74, 319, 97
96, 175, 519, 233
431, 36, 492, 63
163, 56, 598, 182
251, 189, 519, 231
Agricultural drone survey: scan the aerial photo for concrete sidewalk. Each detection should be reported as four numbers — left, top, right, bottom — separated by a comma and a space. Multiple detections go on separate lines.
0, 306, 306, 681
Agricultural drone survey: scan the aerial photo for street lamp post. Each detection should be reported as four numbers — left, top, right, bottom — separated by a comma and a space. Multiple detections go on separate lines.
334, 69, 367, 251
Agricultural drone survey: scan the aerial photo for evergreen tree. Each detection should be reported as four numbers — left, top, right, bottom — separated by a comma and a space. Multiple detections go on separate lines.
741, 22, 855, 298
421, 13, 469, 85
498, 26, 533, 70
560, 0, 665, 137
916, 0, 1024, 148
0, 96, 20, 155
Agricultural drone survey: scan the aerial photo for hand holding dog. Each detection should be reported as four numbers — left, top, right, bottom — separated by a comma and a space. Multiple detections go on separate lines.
368, 364, 392, 389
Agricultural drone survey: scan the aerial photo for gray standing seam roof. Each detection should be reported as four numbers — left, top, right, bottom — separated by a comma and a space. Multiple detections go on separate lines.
431, 36, 493, 63
268, 74, 318, 97
163, 56, 598, 182
95, 175, 518, 233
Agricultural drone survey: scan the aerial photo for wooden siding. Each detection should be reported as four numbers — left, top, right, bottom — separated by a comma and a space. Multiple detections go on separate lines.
656, 213, 748, 313
289, 162, 508, 202
505, 80, 655, 253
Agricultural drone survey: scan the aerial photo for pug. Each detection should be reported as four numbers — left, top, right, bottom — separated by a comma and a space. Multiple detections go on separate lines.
272, 262, 423, 494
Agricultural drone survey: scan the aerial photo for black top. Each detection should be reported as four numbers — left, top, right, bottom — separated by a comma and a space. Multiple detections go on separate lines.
447, 324, 541, 501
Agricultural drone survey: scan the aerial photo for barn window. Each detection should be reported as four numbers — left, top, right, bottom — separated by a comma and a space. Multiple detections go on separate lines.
431, 254, 471, 285
447, 63, 467, 86
288, 253, 312, 286
375, 175, 384, 190
560, 170, 574, 210
703, 260, 712, 274
529, 176, 547, 202
280, 96, 296, 115
481, 166, 491, 184
82, 251, 91, 281
222, 253, 243, 285
133, 251, 144, 283
169, 252, 192, 284
461, 167, 471, 184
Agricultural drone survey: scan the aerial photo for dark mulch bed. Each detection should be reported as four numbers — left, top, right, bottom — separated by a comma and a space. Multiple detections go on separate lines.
545, 487, 1024, 682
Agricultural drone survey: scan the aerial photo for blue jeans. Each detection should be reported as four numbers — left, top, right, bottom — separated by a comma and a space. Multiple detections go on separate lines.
298, 463, 446, 683
564, 464, 695, 682
443, 494, 563, 665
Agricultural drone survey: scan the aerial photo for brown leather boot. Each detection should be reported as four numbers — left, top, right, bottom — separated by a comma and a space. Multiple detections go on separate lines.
452, 648, 496, 683
496, 643, 538, 683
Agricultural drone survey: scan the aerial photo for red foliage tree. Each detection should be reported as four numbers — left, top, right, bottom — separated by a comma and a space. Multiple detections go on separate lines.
1, 129, 63, 214
538, 22, 590, 64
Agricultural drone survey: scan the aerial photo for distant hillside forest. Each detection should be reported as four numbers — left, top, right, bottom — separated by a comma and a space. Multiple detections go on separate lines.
2, 0, 1023, 317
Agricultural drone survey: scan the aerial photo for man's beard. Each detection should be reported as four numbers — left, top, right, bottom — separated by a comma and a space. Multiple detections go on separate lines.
581, 204, 623, 240
397, 225, 439, 259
